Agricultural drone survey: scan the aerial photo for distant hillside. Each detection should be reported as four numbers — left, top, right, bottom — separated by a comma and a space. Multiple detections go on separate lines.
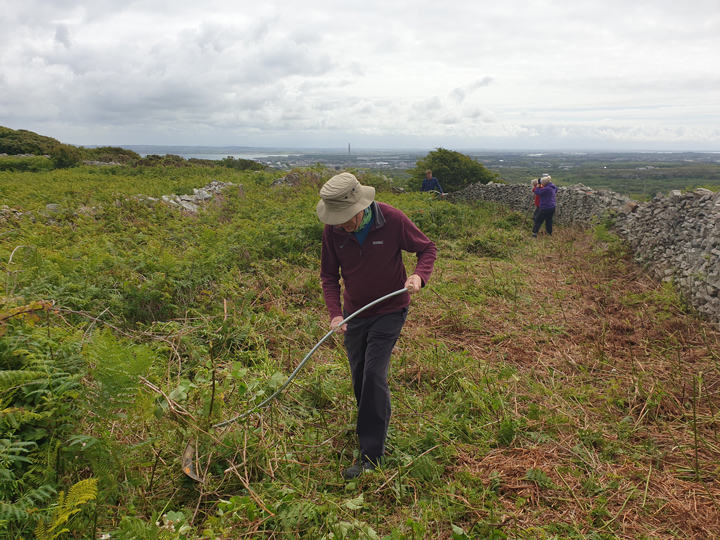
0, 126, 66, 156
0, 127, 144, 168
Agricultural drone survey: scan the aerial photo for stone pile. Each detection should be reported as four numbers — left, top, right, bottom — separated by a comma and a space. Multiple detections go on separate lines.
0, 205, 28, 222
0, 180, 240, 222
159, 181, 238, 212
83, 161, 122, 166
450, 181, 720, 327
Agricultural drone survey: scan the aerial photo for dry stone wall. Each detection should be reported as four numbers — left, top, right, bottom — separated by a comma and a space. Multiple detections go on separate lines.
614, 189, 720, 326
450, 181, 720, 328
450, 181, 636, 225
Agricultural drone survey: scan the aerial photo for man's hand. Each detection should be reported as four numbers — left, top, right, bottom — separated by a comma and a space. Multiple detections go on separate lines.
405, 274, 422, 294
331, 316, 347, 334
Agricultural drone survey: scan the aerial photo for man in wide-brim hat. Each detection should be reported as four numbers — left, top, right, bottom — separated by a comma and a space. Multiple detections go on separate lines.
316, 172, 437, 479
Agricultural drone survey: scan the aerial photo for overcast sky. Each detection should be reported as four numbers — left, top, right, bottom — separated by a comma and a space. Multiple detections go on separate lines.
1, 0, 718, 151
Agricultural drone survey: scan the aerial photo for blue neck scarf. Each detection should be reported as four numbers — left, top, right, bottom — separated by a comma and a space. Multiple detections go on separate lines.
353, 206, 373, 246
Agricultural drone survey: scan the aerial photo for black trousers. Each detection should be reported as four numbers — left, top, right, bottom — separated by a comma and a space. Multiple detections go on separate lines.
533, 207, 556, 235
344, 308, 408, 462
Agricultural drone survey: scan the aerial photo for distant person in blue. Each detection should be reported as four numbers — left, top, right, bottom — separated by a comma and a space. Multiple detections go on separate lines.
421, 170, 445, 195
532, 175, 558, 237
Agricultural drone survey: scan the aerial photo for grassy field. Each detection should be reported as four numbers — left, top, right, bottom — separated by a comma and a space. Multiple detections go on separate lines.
1, 164, 719, 539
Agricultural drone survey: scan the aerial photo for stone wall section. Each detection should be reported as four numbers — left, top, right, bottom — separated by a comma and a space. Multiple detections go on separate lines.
450, 182, 636, 226
450, 182, 720, 327
614, 189, 720, 325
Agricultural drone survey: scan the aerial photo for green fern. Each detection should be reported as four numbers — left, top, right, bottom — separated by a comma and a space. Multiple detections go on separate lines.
34, 477, 98, 540
86, 329, 156, 416
0, 438, 37, 467
0, 370, 47, 391
0, 499, 32, 523
112, 515, 161, 540
64, 436, 120, 502
0, 407, 46, 429
0, 484, 56, 523
20, 369, 80, 409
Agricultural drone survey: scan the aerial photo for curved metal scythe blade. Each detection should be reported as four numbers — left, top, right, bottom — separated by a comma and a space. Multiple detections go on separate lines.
182, 441, 203, 482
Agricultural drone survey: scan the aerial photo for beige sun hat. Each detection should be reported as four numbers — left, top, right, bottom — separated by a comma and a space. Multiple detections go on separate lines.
316, 173, 375, 225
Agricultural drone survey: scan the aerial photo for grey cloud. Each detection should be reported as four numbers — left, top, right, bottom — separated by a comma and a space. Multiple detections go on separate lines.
349, 101, 376, 115
449, 88, 466, 104
248, 44, 336, 80
190, 23, 244, 54
450, 78, 493, 104
468, 77, 493, 91
414, 97, 443, 113
54, 25, 72, 48
9, 0, 129, 28
29, 18, 337, 127
349, 62, 365, 77
287, 27, 322, 47
464, 108, 487, 121
243, 18, 273, 44
441, 115, 461, 125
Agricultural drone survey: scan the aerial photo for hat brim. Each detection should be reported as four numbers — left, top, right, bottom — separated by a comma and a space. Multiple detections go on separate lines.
316, 185, 375, 225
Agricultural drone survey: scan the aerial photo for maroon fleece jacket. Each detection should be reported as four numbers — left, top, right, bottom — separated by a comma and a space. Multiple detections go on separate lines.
320, 201, 437, 320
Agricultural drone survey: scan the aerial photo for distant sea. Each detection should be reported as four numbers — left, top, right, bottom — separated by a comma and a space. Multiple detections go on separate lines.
118, 146, 293, 161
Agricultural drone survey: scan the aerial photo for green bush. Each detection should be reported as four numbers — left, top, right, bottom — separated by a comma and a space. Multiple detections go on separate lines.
0, 126, 62, 155
82, 146, 141, 164
49, 144, 83, 169
408, 148, 500, 192
218, 156, 267, 172
0, 126, 88, 169
0, 156, 54, 172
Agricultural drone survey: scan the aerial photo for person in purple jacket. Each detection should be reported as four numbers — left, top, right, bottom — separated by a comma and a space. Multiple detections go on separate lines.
532, 175, 558, 237
316, 172, 437, 479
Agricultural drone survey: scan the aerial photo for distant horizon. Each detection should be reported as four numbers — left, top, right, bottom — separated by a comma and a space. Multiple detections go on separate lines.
91, 144, 720, 156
